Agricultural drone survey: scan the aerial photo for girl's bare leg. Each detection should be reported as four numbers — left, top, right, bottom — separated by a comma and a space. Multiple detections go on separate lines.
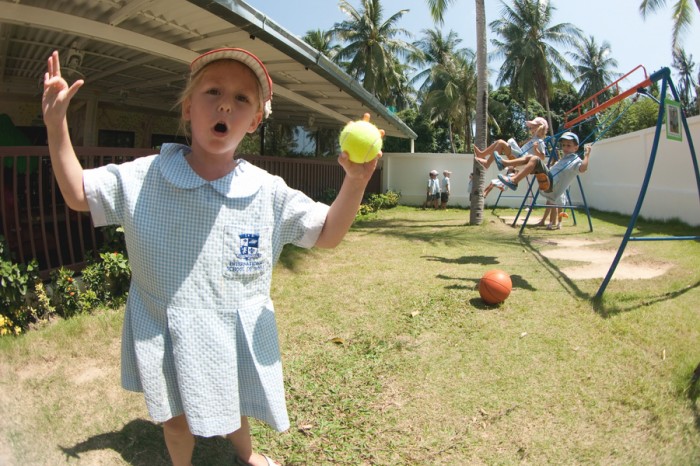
227, 417, 281, 466
474, 155, 492, 169
163, 415, 195, 466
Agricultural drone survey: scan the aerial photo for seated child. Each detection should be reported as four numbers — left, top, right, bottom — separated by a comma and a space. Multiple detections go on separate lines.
474, 117, 548, 170
496, 131, 592, 205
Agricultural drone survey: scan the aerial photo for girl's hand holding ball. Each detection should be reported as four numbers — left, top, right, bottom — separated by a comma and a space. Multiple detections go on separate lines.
339, 113, 385, 164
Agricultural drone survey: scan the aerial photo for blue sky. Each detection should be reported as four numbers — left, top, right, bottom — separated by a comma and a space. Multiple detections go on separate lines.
245, 0, 700, 92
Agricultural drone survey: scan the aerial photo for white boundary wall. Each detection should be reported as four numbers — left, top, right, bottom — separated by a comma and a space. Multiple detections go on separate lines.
381, 115, 700, 226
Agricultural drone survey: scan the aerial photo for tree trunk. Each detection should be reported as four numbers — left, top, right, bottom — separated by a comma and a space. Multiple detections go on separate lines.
544, 94, 554, 137
470, 0, 488, 225
465, 108, 473, 151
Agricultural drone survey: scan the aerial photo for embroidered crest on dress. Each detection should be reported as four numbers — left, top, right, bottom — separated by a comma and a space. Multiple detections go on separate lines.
225, 231, 265, 276
236, 233, 261, 260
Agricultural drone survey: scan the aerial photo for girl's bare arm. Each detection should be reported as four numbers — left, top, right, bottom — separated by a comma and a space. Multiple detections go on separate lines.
42, 51, 89, 212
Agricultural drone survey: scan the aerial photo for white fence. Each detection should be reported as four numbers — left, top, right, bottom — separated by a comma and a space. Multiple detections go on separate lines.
381, 114, 700, 226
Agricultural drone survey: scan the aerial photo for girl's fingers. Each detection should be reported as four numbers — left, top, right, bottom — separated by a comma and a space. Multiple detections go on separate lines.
48, 52, 55, 77
66, 80, 84, 99
47, 51, 61, 79
53, 51, 61, 77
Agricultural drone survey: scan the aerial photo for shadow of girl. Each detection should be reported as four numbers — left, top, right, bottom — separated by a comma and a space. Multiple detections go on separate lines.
60, 418, 238, 465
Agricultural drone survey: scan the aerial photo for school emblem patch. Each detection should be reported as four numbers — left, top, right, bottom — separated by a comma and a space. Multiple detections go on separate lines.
236, 233, 261, 260
224, 229, 266, 277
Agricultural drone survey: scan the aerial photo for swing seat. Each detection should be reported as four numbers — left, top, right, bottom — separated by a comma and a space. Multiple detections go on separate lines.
535, 173, 551, 192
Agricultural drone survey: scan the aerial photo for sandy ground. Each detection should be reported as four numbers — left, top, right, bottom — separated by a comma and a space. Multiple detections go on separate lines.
502, 216, 671, 280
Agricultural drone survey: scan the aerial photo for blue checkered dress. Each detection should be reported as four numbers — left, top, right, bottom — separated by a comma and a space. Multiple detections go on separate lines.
83, 143, 329, 436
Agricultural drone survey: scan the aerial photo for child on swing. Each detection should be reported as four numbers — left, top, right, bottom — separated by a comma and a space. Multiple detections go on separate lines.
496, 131, 592, 209
473, 116, 548, 170
42, 47, 381, 466
483, 167, 517, 197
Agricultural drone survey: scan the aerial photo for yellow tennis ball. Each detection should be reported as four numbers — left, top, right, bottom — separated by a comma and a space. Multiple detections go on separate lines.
339, 118, 383, 163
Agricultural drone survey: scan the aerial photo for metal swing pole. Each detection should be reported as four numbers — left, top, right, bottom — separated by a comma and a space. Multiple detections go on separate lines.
573, 175, 593, 232
595, 68, 679, 299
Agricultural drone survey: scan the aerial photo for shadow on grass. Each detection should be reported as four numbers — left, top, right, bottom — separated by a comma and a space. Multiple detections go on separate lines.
496, 207, 696, 237
518, 235, 591, 299
438, 270, 535, 295
519, 235, 700, 318
592, 279, 700, 318
278, 244, 313, 271
690, 362, 700, 432
590, 209, 698, 237
424, 254, 499, 265
353, 213, 525, 247
59, 419, 237, 465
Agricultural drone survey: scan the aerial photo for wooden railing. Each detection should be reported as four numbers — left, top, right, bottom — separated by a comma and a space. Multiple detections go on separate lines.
1, 146, 379, 278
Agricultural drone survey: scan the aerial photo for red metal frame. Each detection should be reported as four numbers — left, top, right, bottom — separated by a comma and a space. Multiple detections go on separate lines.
564, 65, 651, 129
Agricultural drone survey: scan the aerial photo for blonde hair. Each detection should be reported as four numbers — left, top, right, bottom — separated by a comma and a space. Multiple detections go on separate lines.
175, 60, 267, 138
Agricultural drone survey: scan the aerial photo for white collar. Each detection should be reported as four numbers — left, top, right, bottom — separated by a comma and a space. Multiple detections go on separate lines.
158, 143, 265, 198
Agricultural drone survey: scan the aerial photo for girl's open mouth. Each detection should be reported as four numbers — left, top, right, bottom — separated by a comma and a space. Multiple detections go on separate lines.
214, 122, 228, 134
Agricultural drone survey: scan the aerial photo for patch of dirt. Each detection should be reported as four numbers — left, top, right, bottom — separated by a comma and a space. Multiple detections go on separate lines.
499, 215, 672, 280
501, 215, 544, 226
70, 364, 108, 385
540, 239, 672, 280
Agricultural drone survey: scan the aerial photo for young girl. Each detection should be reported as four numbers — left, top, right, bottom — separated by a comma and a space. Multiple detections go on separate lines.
42, 48, 381, 466
473, 116, 548, 170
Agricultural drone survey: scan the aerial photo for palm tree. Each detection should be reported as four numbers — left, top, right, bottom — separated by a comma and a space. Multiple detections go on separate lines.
302, 29, 341, 60
427, 0, 489, 225
490, 0, 582, 133
386, 61, 418, 112
411, 28, 464, 97
672, 47, 697, 111
423, 50, 478, 152
639, 0, 699, 50
332, 0, 416, 103
568, 35, 620, 101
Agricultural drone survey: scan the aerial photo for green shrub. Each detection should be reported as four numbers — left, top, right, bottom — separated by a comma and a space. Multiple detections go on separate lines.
356, 190, 401, 219
0, 235, 40, 335
367, 190, 400, 210
318, 187, 338, 204
100, 225, 127, 256
33, 281, 55, 320
80, 251, 131, 308
1, 230, 133, 336
81, 260, 109, 302
101, 251, 131, 298
50, 267, 81, 318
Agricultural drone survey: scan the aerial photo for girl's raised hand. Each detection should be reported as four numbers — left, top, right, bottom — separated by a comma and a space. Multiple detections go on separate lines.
42, 51, 84, 127
337, 149, 381, 183
337, 113, 384, 183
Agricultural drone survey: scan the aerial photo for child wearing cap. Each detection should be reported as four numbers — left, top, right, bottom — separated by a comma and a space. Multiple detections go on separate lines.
473, 116, 548, 170
41, 48, 382, 466
495, 132, 592, 217
422, 170, 441, 209
440, 170, 452, 209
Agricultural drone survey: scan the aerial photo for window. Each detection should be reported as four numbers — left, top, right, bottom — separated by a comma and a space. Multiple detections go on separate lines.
151, 133, 188, 149
98, 130, 135, 147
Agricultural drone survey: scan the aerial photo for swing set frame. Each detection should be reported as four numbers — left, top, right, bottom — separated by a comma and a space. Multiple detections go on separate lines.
593, 67, 699, 299
492, 65, 699, 298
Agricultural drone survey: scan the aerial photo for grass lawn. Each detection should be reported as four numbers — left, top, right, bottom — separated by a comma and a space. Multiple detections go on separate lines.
1, 206, 699, 465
